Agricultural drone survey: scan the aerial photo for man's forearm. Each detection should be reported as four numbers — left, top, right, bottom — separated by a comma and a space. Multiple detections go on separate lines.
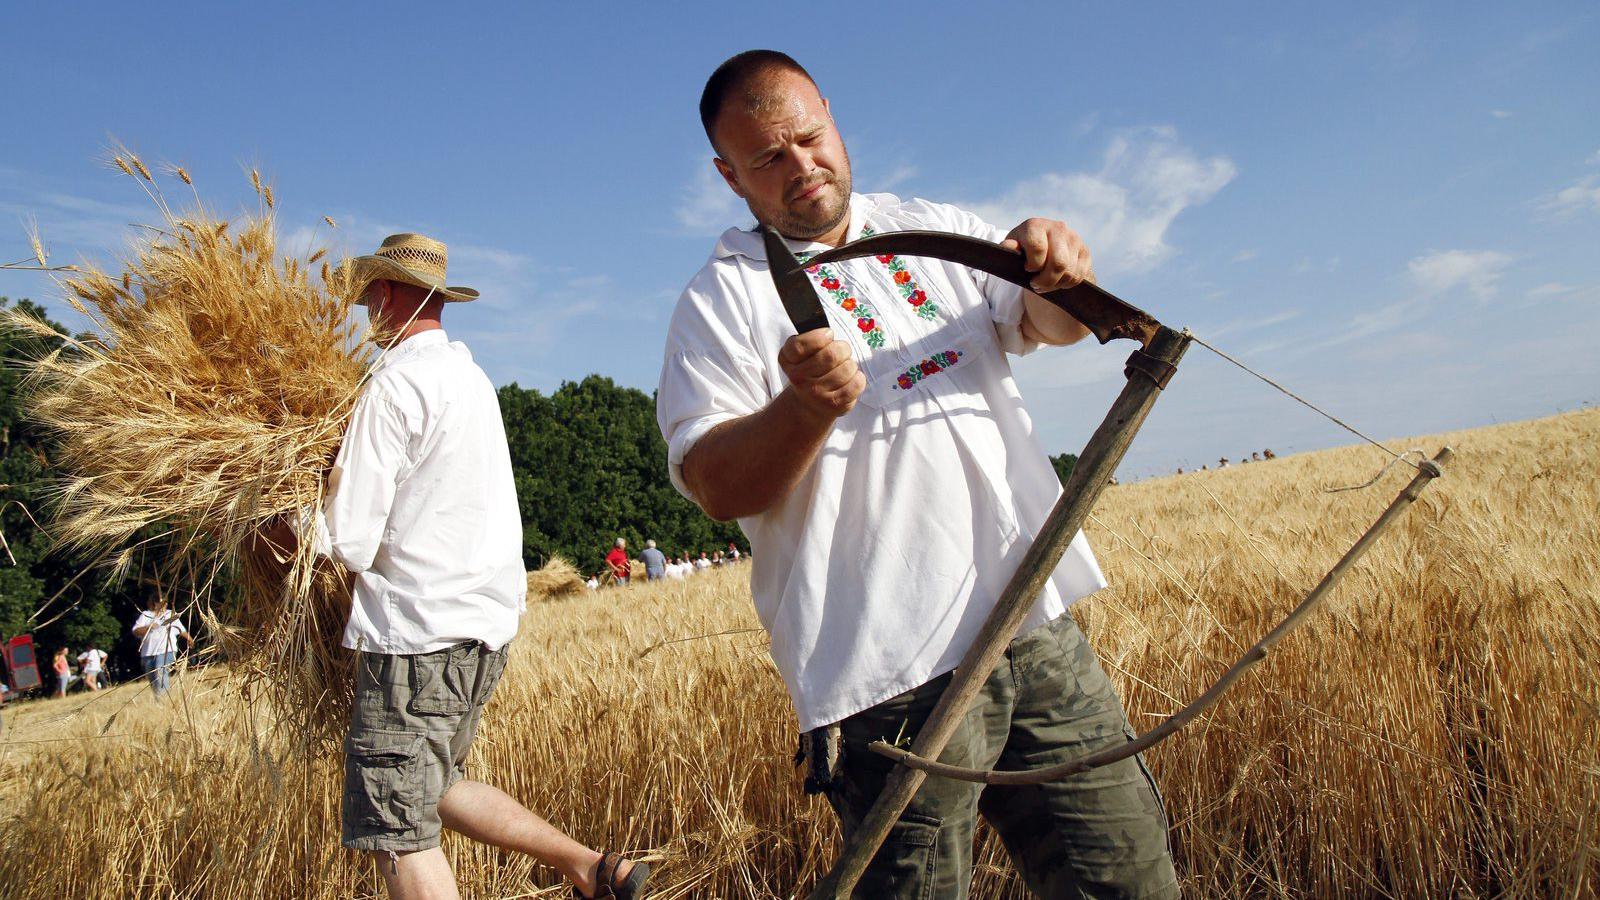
1020, 290, 1092, 346
682, 387, 836, 521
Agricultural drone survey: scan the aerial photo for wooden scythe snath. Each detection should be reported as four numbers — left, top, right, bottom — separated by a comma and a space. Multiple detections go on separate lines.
763, 229, 1449, 899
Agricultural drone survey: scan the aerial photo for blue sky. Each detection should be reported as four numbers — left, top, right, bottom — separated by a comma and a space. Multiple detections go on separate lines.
3, 3, 1596, 477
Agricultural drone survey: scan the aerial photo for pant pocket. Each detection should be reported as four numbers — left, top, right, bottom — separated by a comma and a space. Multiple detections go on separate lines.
855, 812, 942, 900
344, 728, 427, 831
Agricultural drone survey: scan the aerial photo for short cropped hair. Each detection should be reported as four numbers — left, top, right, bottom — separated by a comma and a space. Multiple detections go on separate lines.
699, 50, 817, 152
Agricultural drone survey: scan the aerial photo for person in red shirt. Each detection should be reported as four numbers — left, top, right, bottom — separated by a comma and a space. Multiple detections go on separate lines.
604, 538, 631, 585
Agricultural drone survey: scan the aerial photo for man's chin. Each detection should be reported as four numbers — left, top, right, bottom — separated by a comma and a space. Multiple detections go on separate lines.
777, 196, 849, 239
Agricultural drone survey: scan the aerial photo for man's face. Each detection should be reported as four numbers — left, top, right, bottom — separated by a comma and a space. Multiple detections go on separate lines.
712, 71, 853, 240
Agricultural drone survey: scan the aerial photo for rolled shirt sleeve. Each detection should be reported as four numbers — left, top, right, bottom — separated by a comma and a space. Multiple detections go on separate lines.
319, 385, 411, 573
656, 270, 773, 505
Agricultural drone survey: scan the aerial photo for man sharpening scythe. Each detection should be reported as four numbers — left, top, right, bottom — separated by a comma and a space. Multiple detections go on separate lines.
259, 233, 649, 900
656, 51, 1178, 898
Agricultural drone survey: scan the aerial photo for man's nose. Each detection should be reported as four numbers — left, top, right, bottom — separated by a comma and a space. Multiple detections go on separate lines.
780, 145, 816, 183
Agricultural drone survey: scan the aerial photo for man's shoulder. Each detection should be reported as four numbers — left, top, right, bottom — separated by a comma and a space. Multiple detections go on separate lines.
862, 192, 983, 234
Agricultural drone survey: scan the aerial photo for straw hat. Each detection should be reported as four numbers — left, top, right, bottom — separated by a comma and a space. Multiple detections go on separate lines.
335, 233, 479, 303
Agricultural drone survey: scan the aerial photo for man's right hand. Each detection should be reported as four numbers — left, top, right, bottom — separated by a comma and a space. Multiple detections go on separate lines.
778, 328, 866, 420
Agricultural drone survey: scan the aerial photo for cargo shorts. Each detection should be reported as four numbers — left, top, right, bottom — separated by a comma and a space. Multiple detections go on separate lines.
811, 614, 1178, 899
341, 640, 509, 853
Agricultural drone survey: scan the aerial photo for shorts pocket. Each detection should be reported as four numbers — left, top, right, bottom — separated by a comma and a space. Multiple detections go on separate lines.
344, 728, 426, 831
408, 645, 474, 717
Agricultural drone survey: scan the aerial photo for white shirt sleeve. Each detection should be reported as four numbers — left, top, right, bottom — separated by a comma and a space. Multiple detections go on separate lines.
657, 271, 773, 503
320, 385, 412, 573
132, 611, 152, 633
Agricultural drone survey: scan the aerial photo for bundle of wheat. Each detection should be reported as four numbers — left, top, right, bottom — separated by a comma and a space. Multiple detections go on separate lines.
527, 556, 587, 601
3, 155, 369, 745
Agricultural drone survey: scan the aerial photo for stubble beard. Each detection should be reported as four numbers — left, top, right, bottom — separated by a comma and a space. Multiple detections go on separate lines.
751, 152, 854, 241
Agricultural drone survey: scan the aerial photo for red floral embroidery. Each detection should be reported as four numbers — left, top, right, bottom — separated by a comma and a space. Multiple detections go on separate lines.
892, 349, 963, 392
796, 256, 886, 350
861, 225, 941, 320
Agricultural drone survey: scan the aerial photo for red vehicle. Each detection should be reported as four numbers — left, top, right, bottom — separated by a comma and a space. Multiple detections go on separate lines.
1, 634, 42, 695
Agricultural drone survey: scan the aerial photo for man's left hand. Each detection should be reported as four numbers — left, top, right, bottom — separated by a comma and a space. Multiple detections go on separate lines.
1001, 218, 1094, 293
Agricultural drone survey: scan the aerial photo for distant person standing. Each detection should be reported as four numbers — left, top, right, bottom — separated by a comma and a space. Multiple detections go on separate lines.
641, 540, 667, 581
52, 647, 71, 697
132, 590, 190, 697
666, 558, 688, 581
77, 643, 108, 691
605, 538, 632, 585
727, 542, 741, 562
694, 552, 712, 572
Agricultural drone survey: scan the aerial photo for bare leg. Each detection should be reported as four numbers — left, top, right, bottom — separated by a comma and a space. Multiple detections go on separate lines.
437, 779, 630, 897
373, 847, 459, 900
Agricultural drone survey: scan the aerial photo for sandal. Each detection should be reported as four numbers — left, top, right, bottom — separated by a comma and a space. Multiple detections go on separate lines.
575, 851, 650, 899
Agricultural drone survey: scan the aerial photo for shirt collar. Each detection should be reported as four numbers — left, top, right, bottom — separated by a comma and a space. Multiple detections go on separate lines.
374, 328, 450, 370
712, 193, 874, 263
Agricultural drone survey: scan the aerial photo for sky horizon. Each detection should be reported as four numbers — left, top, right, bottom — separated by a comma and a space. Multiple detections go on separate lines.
3, 3, 1596, 479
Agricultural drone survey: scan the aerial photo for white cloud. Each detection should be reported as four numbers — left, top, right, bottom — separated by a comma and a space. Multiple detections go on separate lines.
1292, 256, 1340, 275
1490, 109, 1514, 119
675, 165, 748, 235
969, 126, 1235, 277
1320, 248, 1511, 348
873, 163, 918, 192
1540, 174, 1600, 217
1231, 248, 1257, 263
1527, 282, 1574, 300
1406, 249, 1511, 300
1201, 308, 1302, 341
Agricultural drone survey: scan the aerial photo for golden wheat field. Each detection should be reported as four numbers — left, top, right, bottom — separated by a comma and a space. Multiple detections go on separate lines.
0, 409, 1595, 899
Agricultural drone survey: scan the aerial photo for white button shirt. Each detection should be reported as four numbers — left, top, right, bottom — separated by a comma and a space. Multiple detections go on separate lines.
314, 330, 526, 654
657, 193, 1108, 731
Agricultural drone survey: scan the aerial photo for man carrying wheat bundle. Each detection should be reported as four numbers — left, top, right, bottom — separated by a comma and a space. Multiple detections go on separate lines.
262, 233, 649, 900
656, 52, 1177, 898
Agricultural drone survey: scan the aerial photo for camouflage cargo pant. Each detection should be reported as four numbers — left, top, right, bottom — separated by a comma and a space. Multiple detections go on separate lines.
819, 614, 1178, 899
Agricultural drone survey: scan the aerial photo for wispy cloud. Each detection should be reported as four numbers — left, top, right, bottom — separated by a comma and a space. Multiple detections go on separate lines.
1292, 256, 1340, 275
1231, 248, 1257, 263
1321, 248, 1512, 348
872, 163, 919, 193
675, 165, 748, 236
969, 126, 1236, 277
1406, 248, 1511, 299
1201, 308, 1303, 341
1490, 109, 1514, 119
1540, 174, 1600, 217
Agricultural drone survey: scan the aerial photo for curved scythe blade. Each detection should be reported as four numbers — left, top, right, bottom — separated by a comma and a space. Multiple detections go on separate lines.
806, 230, 1162, 347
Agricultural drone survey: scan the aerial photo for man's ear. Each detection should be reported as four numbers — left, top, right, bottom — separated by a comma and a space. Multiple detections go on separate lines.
713, 158, 747, 200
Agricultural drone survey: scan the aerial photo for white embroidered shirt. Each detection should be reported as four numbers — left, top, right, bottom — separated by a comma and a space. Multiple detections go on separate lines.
657, 193, 1108, 731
